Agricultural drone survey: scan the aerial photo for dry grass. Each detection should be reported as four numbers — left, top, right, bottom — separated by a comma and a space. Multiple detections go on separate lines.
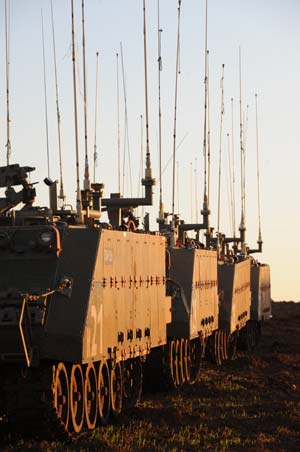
1, 301, 300, 451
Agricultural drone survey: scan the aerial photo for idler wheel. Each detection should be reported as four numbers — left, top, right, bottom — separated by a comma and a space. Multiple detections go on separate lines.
98, 360, 110, 425
70, 364, 84, 433
53, 362, 70, 431
84, 363, 98, 430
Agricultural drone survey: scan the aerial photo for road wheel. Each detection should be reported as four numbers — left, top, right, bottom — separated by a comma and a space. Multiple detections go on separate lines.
110, 362, 123, 417
69, 364, 84, 433
84, 363, 98, 430
53, 362, 70, 431
98, 360, 110, 425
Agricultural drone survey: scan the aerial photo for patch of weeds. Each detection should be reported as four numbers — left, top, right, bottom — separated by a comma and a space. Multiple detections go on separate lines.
256, 432, 276, 444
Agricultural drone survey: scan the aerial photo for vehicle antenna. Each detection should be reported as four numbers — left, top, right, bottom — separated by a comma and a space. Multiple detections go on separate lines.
143, 0, 154, 188
176, 160, 180, 215
93, 51, 99, 183
138, 114, 144, 217
231, 97, 236, 238
5, 0, 11, 165
207, 49, 211, 202
201, 0, 211, 246
161, 132, 188, 177
41, 9, 50, 179
171, 0, 182, 218
82, 0, 90, 191
190, 161, 193, 223
243, 103, 249, 223
227, 132, 234, 237
158, 0, 164, 223
50, 0, 65, 205
203, 0, 208, 203
195, 158, 199, 223
100, 1, 155, 229
116, 52, 121, 193
239, 47, 246, 254
216, 64, 225, 257
71, 0, 82, 221
120, 42, 133, 197
255, 93, 262, 248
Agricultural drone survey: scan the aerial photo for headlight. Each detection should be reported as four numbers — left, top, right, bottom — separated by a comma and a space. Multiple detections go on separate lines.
39, 231, 54, 246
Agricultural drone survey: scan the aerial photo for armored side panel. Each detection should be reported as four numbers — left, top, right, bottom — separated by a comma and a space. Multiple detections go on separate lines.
44, 228, 171, 363
0, 225, 171, 365
250, 264, 272, 321
218, 259, 251, 334
81, 229, 171, 363
168, 248, 218, 340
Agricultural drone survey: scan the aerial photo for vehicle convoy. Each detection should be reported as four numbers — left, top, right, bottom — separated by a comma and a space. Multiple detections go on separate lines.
0, 164, 271, 437
0, 0, 272, 440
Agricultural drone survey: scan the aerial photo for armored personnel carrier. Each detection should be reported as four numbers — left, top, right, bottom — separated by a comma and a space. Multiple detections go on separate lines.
145, 197, 220, 388
250, 262, 271, 324
214, 228, 271, 357
247, 239, 272, 345
216, 245, 251, 362
0, 163, 172, 435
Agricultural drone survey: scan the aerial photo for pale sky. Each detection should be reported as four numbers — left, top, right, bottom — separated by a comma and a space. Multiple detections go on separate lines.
0, 0, 299, 301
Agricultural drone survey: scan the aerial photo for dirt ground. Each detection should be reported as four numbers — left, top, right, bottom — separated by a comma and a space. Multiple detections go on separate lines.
0, 301, 300, 451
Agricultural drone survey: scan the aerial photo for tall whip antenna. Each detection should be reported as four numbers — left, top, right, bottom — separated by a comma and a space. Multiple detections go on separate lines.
216, 64, 225, 256
231, 97, 236, 237
51, 0, 65, 204
41, 9, 50, 178
243, 103, 249, 223
116, 53, 121, 193
227, 132, 234, 236
195, 158, 199, 223
71, 0, 82, 220
143, 0, 153, 183
239, 47, 246, 253
203, 0, 208, 201
138, 114, 144, 195
5, 0, 11, 165
138, 114, 144, 217
201, 0, 211, 246
190, 161, 193, 222
171, 0, 182, 218
207, 49, 211, 201
158, 0, 164, 222
120, 42, 133, 196
255, 93, 262, 245
82, 0, 91, 190
93, 51, 99, 183
176, 160, 180, 215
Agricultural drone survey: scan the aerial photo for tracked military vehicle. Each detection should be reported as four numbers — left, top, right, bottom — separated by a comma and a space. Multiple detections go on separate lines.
154, 198, 219, 386
248, 238, 272, 340
250, 262, 271, 323
214, 224, 271, 358
0, 163, 174, 435
216, 244, 252, 361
